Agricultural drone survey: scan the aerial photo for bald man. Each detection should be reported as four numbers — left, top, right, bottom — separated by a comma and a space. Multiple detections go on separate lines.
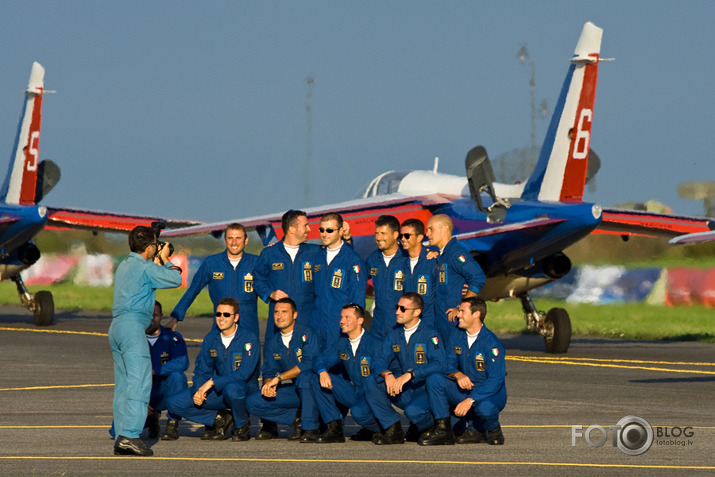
425, 215, 485, 341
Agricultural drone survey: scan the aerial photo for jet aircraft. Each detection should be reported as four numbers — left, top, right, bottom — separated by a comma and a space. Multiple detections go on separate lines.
1, 62, 197, 326
163, 22, 713, 353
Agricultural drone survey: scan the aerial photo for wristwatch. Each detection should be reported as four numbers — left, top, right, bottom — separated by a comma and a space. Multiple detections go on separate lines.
468, 397, 476, 404
274, 373, 282, 384
406, 368, 415, 378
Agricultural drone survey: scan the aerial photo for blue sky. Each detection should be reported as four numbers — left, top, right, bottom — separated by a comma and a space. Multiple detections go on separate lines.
1, 1, 713, 223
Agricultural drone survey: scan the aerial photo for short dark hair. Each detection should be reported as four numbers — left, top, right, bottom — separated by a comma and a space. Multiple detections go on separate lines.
342, 303, 365, 318
128, 226, 156, 254
217, 297, 240, 314
225, 223, 247, 236
275, 297, 297, 313
282, 209, 307, 234
320, 212, 343, 228
460, 296, 487, 322
375, 215, 400, 233
401, 292, 424, 311
154, 301, 162, 314
401, 218, 425, 236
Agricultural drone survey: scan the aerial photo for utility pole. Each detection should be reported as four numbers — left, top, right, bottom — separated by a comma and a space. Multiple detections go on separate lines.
304, 76, 314, 205
517, 45, 536, 166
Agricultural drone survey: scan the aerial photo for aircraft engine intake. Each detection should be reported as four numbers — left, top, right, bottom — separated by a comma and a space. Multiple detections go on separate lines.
18, 242, 41, 265
542, 252, 571, 279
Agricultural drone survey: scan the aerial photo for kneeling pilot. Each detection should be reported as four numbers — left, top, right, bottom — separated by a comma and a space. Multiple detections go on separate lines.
167, 297, 260, 441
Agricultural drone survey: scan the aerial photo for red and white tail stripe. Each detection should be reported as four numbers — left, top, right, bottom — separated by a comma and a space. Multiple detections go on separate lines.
521, 22, 602, 202
3, 62, 45, 205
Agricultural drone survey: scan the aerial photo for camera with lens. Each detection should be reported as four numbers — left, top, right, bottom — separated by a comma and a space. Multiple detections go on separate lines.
151, 221, 173, 258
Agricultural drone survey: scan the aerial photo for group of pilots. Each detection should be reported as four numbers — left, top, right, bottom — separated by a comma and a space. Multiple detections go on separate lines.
136, 210, 507, 447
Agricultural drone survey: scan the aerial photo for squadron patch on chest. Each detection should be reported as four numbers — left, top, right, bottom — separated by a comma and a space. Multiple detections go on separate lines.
415, 344, 426, 364
213, 272, 224, 280
272, 262, 284, 271
360, 357, 371, 377
475, 352, 486, 371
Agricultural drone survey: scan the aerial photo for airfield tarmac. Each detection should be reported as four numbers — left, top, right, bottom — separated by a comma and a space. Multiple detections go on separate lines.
0, 306, 713, 476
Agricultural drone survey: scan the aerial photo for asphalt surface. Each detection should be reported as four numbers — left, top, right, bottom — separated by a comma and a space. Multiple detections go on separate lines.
0, 305, 713, 476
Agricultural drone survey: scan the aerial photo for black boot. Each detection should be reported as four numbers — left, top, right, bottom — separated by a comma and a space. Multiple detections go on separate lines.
114, 436, 153, 456
287, 412, 302, 441
372, 422, 405, 445
317, 420, 345, 443
210, 409, 234, 440
487, 425, 504, 445
456, 428, 486, 444
255, 420, 278, 440
232, 422, 251, 441
299, 429, 319, 443
147, 411, 161, 439
160, 419, 179, 441
418, 418, 455, 446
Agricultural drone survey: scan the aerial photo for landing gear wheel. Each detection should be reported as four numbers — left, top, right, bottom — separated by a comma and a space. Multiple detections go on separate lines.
33, 291, 54, 326
543, 308, 571, 354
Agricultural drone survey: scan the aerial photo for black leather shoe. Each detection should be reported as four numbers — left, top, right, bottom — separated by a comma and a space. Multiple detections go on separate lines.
405, 423, 420, 442
210, 410, 234, 440
456, 429, 487, 444
299, 429, 319, 443
114, 436, 153, 456
487, 425, 505, 445
200, 426, 215, 440
147, 411, 161, 439
349, 427, 374, 441
232, 422, 251, 441
160, 420, 179, 441
287, 414, 302, 441
418, 418, 455, 446
317, 420, 345, 443
372, 422, 405, 445
255, 421, 278, 440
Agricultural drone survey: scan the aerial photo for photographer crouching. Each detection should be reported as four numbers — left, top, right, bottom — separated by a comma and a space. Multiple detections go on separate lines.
109, 225, 182, 456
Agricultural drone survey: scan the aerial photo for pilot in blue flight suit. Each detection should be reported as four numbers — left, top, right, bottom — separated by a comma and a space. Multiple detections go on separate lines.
253, 210, 320, 339
364, 292, 446, 445
400, 218, 439, 331
167, 297, 261, 441
366, 215, 409, 340
169, 223, 259, 337
311, 303, 382, 443
426, 214, 486, 341
421, 297, 506, 446
246, 298, 320, 442
313, 213, 366, 347
110, 225, 182, 457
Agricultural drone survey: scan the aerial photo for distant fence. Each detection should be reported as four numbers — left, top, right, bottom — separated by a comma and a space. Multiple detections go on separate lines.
19, 254, 715, 307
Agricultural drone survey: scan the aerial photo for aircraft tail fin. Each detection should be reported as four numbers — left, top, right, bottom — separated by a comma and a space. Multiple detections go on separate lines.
520, 22, 603, 202
1, 62, 46, 205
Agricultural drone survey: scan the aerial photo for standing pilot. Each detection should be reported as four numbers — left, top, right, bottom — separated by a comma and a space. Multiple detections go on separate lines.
170, 223, 259, 337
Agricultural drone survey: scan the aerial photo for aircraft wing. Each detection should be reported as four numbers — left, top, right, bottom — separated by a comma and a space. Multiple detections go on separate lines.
44, 206, 200, 233
595, 208, 714, 238
453, 217, 566, 240
669, 230, 715, 245
161, 193, 453, 244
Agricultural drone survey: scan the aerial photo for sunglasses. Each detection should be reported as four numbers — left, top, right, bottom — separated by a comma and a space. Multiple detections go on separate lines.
395, 304, 418, 312
399, 233, 416, 240
215, 312, 235, 318
319, 227, 338, 234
